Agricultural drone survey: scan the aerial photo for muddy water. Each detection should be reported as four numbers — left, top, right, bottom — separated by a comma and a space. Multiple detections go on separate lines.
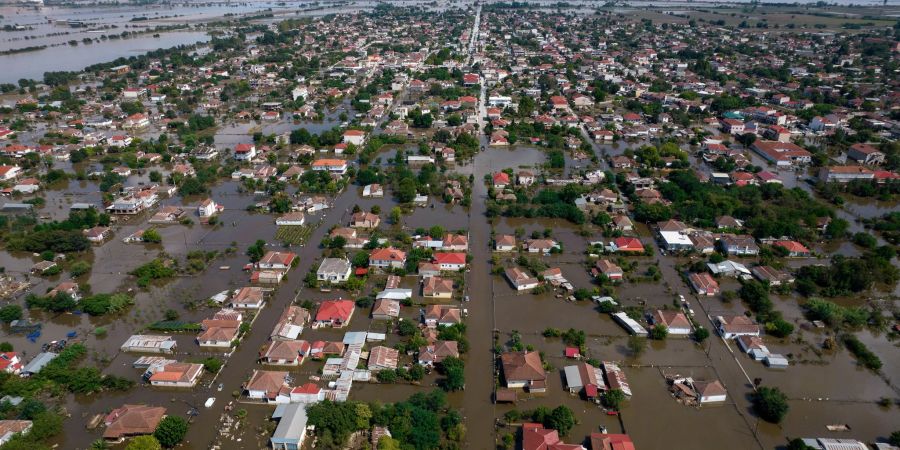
3, 116, 898, 450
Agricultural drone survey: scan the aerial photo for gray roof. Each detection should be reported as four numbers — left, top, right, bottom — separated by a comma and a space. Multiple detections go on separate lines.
563, 365, 584, 389
271, 403, 307, 444
764, 354, 789, 367
1, 203, 33, 211
342, 331, 367, 345
22, 352, 58, 375
317, 258, 351, 275
375, 288, 412, 300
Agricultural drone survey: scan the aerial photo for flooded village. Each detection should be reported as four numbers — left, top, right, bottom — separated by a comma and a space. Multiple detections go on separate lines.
0, 0, 898, 449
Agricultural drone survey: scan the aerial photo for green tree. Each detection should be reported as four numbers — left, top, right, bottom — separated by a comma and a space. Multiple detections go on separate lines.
306, 401, 364, 447
153, 416, 188, 448
0, 304, 23, 323
694, 327, 710, 342
544, 405, 576, 436
649, 324, 669, 340
766, 318, 794, 338
752, 386, 789, 423
397, 320, 417, 336
396, 178, 418, 203
378, 436, 402, 450
439, 356, 465, 391
390, 206, 402, 224
246, 239, 267, 262
202, 357, 223, 373
408, 363, 425, 381
601, 389, 626, 411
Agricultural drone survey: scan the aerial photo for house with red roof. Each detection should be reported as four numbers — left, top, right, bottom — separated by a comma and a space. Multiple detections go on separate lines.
689, 272, 720, 296
720, 118, 745, 135
612, 237, 644, 253
773, 240, 811, 257
652, 310, 692, 335
0, 352, 22, 374
0, 165, 21, 181
874, 170, 900, 182
313, 300, 355, 328
730, 171, 758, 186
589, 433, 636, 450
289, 383, 324, 403
312, 158, 349, 175
369, 247, 407, 269
492, 171, 510, 188
521, 423, 584, 450
342, 129, 366, 146
549, 96, 569, 110
234, 143, 257, 161
756, 171, 781, 184
594, 259, 623, 281
258, 251, 297, 271
433, 252, 467, 271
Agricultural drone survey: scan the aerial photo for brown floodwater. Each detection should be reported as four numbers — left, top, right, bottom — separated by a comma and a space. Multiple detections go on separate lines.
2, 134, 897, 449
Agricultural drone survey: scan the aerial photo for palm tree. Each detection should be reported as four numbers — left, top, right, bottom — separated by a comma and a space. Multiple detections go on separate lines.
90, 439, 109, 450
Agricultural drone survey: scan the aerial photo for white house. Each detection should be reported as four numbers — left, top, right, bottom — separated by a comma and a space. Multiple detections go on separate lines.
693, 380, 727, 404
275, 212, 306, 226
234, 143, 257, 161
0, 166, 21, 181
316, 258, 352, 283
342, 130, 365, 146
197, 199, 221, 217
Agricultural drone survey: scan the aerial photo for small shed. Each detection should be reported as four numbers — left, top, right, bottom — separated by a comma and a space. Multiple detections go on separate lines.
495, 389, 517, 404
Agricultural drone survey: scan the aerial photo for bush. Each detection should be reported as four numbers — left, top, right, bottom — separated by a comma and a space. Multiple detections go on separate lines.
147, 321, 201, 332
202, 357, 223, 373
804, 298, 868, 328
26, 292, 76, 312
766, 318, 794, 338
752, 386, 789, 423
649, 324, 668, 340
142, 228, 162, 244
69, 260, 92, 277
376, 369, 398, 383
131, 259, 176, 287
842, 335, 882, 370
80, 293, 134, 316
0, 304, 23, 323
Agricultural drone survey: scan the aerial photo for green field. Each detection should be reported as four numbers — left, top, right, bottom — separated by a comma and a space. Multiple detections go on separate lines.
275, 225, 313, 244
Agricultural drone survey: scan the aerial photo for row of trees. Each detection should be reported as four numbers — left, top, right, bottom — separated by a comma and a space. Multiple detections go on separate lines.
306, 390, 461, 450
